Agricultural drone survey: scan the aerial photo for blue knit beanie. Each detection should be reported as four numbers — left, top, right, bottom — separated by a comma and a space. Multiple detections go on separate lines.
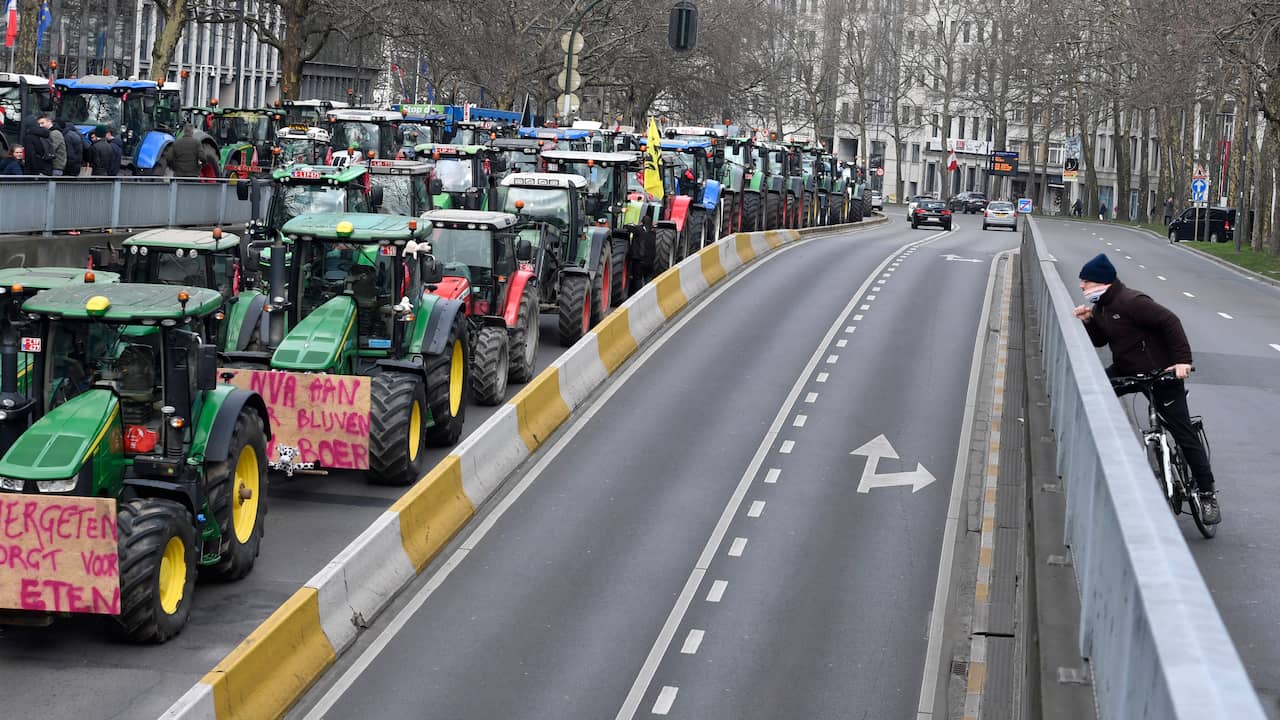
1079, 253, 1117, 283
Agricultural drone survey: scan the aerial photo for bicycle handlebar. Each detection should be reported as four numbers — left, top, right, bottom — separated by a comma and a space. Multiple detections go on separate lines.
1108, 366, 1195, 388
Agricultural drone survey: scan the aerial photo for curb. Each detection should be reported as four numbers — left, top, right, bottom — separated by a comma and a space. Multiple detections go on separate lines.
159, 215, 888, 720
1171, 243, 1280, 290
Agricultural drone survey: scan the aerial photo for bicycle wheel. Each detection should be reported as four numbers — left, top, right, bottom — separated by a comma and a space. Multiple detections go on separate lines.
1175, 446, 1217, 539
1145, 433, 1178, 513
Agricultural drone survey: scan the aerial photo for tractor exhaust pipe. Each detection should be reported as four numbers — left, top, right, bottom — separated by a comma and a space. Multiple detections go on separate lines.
268, 232, 288, 348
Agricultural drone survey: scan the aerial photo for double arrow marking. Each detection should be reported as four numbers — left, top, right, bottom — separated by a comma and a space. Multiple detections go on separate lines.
850, 434, 937, 493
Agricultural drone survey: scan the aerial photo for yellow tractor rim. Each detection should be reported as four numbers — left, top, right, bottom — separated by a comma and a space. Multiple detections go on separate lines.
232, 444, 260, 544
158, 536, 186, 614
449, 341, 464, 417
409, 399, 422, 462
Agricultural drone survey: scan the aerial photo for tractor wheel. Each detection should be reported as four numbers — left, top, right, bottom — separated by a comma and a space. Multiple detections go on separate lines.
508, 286, 539, 383
369, 372, 430, 484
610, 236, 628, 306
116, 498, 197, 644
424, 312, 468, 447
688, 207, 706, 249
201, 408, 268, 581
590, 245, 610, 324
764, 192, 779, 230
471, 325, 510, 406
852, 198, 864, 222
654, 227, 677, 273
803, 192, 814, 227
557, 273, 591, 347
742, 192, 761, 232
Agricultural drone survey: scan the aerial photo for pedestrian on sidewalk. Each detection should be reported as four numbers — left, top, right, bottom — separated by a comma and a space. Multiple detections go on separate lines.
1098, 202, 1108, 222
1163, 196, 1175, 225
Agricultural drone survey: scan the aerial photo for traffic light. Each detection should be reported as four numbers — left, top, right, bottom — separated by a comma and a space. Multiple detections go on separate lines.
669, 1, 698, 52
1064, 157, 1079, 172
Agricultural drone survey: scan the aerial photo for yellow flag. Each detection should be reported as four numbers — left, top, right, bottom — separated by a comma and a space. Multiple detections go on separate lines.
644, 117, 665, 200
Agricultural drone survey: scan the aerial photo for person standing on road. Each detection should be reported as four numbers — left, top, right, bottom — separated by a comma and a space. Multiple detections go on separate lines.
1072, 198, 1082, 217
38, 114, 66, 176
169, 123, 204, 177
105, 126, 123, 175
1072, 253, 1220, 524
1163, 196, 1175, 226
60, 119, 85, 177
88, 126, 115, 176
21, 116, 54, 176
627, 215, 657, 290
0, 147, 23, 175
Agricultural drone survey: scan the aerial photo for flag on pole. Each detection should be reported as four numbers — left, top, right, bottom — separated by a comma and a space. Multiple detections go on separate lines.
946, 147, 958, 172
644, 117, 665, 200
35, 2, 52, 51
3, 0, 18, 49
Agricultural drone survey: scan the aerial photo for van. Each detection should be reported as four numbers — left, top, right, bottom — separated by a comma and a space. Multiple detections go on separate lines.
1167, 206, 1235, 243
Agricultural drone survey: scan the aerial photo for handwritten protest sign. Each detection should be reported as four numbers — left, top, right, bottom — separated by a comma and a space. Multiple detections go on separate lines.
219, 368, 373, 470
0, 495, 120, 615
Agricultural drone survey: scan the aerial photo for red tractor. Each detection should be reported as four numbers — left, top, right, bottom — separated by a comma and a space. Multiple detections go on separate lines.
419, 209, 541, 404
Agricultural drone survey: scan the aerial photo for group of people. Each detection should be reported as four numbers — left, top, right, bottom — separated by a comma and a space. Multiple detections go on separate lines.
0, 114, 124, 177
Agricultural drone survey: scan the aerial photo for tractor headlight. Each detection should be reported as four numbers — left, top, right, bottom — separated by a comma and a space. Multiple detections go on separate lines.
36, 478, 77, 493
0, 476, 24, 491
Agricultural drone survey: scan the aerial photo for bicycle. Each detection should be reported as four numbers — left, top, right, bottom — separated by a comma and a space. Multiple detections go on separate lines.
1109, 369, 1216, 539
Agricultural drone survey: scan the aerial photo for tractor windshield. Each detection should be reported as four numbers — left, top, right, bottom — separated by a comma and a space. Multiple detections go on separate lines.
497, 149, 539, 175
277, 137, 324, 165
214, 115, 271, 145
376, 174, 429, 216
499, 186, 571, 226
58, 92, 121, 126
296, 241, 392, 320
46, 320, 139, 408
125, 250, 230, 290
331, 121, 380, 153
270, 184, 356, 228
560, 161, 613, 197
397, 123, 434, 148
429, 228, 495, 285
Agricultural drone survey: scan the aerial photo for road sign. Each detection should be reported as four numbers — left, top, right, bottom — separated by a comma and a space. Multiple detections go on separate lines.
1192, 163, 1208, 180
850, 435, 936, 493
988, 151, 1019, 176
875, 167, 884, 177
1191, 178, 1208, 203
561, 31, 584, 54
1017, 198, 1032, 214
557, 93, 581, 115
557, 69, 582, 92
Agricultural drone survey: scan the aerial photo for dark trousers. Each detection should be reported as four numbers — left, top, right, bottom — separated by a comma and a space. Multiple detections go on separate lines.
627, 257, 653, 291
1111, 369, 1215, 491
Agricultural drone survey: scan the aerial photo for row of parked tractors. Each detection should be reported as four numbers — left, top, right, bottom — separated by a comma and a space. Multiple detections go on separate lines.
0, 92, 876, 643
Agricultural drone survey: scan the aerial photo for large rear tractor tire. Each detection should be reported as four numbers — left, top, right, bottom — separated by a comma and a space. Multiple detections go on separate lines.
508, 287, 539, 383
765, 192, 780, 230
471, 325, 510, 406
116, 498, 198, 644
654, 227, 677, 274
369, 372, 430, 484
590, 245, 610, 324
201, 409, 268, 581
557, 273, 591, 347
424, 312, 469, 447
742, 192, 761, 232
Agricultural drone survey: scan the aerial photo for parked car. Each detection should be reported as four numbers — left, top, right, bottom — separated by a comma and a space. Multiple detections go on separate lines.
962, 192, 987, 214
906, 194, 935, 220
1167, 206, 1235, 243
870, 190, 884, 210
911, 199, 952, 230
982, 200, 1017, 231
947, 191, 974, 212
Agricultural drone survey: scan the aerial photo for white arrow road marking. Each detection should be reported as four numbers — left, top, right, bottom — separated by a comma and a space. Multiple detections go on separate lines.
941, 253, 983, 263
850, 434, 937, 493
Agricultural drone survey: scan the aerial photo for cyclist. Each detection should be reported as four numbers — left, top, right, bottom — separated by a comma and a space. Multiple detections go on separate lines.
1071, 252, 1219, 524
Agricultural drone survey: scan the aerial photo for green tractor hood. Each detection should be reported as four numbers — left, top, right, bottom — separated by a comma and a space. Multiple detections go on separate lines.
271, 295, 356, 371
0, 389, 119, 481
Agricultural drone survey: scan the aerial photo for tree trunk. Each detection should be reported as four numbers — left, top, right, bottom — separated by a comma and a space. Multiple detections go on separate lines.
1113, 101, 1131, 222
1077, 94, 1100, 216
278, 0, 309, 100
150, 0, 189, 83
13, 0, 40, 74
1138, 107, 1151, 223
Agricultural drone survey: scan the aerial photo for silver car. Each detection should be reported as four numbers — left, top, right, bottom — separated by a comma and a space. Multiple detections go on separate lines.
870, 190, 884, 210
982, 201, 1018, 231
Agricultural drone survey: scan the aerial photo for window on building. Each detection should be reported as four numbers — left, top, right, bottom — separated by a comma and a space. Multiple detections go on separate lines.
1098, 137, 1107, 168
930, 113, 939, 134
912, 143, 921, 162
958, 115, 966, 138
963, 22, 970, 42
1048, 144, 1064, 165
976, 21, 983, 43
915, 106, 923, 126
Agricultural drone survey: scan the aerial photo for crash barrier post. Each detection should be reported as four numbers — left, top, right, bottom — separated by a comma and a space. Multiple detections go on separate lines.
0, 177, 267, 235
1022, 216, 1264, 720
161, 215, 888, 720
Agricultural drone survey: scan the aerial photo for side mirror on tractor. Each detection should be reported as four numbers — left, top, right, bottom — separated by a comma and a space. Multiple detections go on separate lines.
369, 185, 384, 209
516, 238, 533, 262
430, 177, 444, 196
195, 343, 219, 391
422, 256, 444, 285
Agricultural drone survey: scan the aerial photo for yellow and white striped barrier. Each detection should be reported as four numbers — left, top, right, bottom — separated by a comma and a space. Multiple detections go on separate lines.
161, 217, 885, 720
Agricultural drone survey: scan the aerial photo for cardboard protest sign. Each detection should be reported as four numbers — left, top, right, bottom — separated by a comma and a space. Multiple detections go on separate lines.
0, 495, 120, 615
219, 368, 372, 470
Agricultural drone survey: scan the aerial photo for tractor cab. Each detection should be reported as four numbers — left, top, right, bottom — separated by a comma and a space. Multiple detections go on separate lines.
451, 119, 516, 147
54, 76, 175, 174
280, 99, 348, 127
517, 126, 592, 150
489, 137, 550, 178
392, 105, 449, 158
263, 163, 378, 232
274, 125, 331, 167
326, 108, 401, 164
210, 107, 281, 177
366, 159, 434, 216
412, 143, 503, 211
0, 72, 55, 151
539, 149, 642, 230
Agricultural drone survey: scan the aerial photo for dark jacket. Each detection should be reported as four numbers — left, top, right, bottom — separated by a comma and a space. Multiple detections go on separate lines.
107, 136, 124, 175
88, 138, 115, 176
0, 157, 22, 175
1083, 281, 1192, 374
628, 225, 656, 264
61, 122, 84, 174
22, 124, 54, 175
169, 134, 203, 177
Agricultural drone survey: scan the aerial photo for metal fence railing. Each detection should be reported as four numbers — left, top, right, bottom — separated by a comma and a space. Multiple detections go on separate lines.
0, 178, 269, 234
1023, 216, 1264, 719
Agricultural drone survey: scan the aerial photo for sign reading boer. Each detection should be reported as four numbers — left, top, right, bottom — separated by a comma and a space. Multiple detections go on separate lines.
0, 495, 120, 615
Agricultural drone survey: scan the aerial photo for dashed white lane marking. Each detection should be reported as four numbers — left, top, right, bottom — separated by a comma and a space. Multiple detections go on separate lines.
779, 441, 795, 453
1106, 241, 1112, 245
866, 294, 877, 301
764, 469, 781, 484
1125, 255, 1133, 260
882, 273, 892, 278
844, 326, 855, 333
1157, 275, 1167, 281
826, 355, 839, 364
1139, 264, 1146, 269
804, 392, 818, 403
706, 580, 728, 602
652, 686, 678, 715
792, 415, 807, 428
747, 501, 765, 518
1269, 344, 1280, 354
728, 538, 747, 557
1183, 291, 1196, 298
680, 630, 705, 655
860, 304, 871, 310
816, 373, 829, 383
853, 314, 863, 321
1218, 312, 1233, 320
837, 339, 848, 347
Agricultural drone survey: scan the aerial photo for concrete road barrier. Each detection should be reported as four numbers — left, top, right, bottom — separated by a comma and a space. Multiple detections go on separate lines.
160, 215, 886, 720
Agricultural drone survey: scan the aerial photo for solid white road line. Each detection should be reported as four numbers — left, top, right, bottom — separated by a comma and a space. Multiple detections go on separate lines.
804, 392, 818, 403
727, 538, 747, 557
792, 415, 807, 427
706, 580, 728, 602
816, 373, 829, 383
615, 231, 950, 720
747, 501, 765, 518
916, 248, 1018, 720
680, 630, 705, 655
652, 686, 678, 715
1218, 312, 1233, 320
764, 469, 781, 484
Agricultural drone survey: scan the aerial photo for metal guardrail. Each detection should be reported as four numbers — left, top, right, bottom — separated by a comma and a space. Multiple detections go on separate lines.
0, 178, 269, 234
1022, 217, 1264, 719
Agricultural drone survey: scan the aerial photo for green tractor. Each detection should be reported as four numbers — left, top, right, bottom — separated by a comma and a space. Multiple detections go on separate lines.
411, 143, 504, 211
0, 283, 271, 642
223, 213, 469, 484
273, 125, 332, 168
756, 140, 803, 229
209, 107, 281, 178
719, 136, 768, 234
366, 159, 436, 216
498, 172, 619, 346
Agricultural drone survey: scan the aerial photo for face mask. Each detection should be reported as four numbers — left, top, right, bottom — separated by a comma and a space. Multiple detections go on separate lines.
1085, 289, 1105, 304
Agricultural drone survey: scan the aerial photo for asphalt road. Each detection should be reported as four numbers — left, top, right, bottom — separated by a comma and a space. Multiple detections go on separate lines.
1036, 219, 1280, 717
0, 312, 570, 720
289, 216, 1019, 720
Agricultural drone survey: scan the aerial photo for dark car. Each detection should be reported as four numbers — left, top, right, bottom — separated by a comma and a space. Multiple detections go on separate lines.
911, 200, 952, 230
962, 191, 987, 213
947, 191, 973, 212
1167, 206, 1235, 243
